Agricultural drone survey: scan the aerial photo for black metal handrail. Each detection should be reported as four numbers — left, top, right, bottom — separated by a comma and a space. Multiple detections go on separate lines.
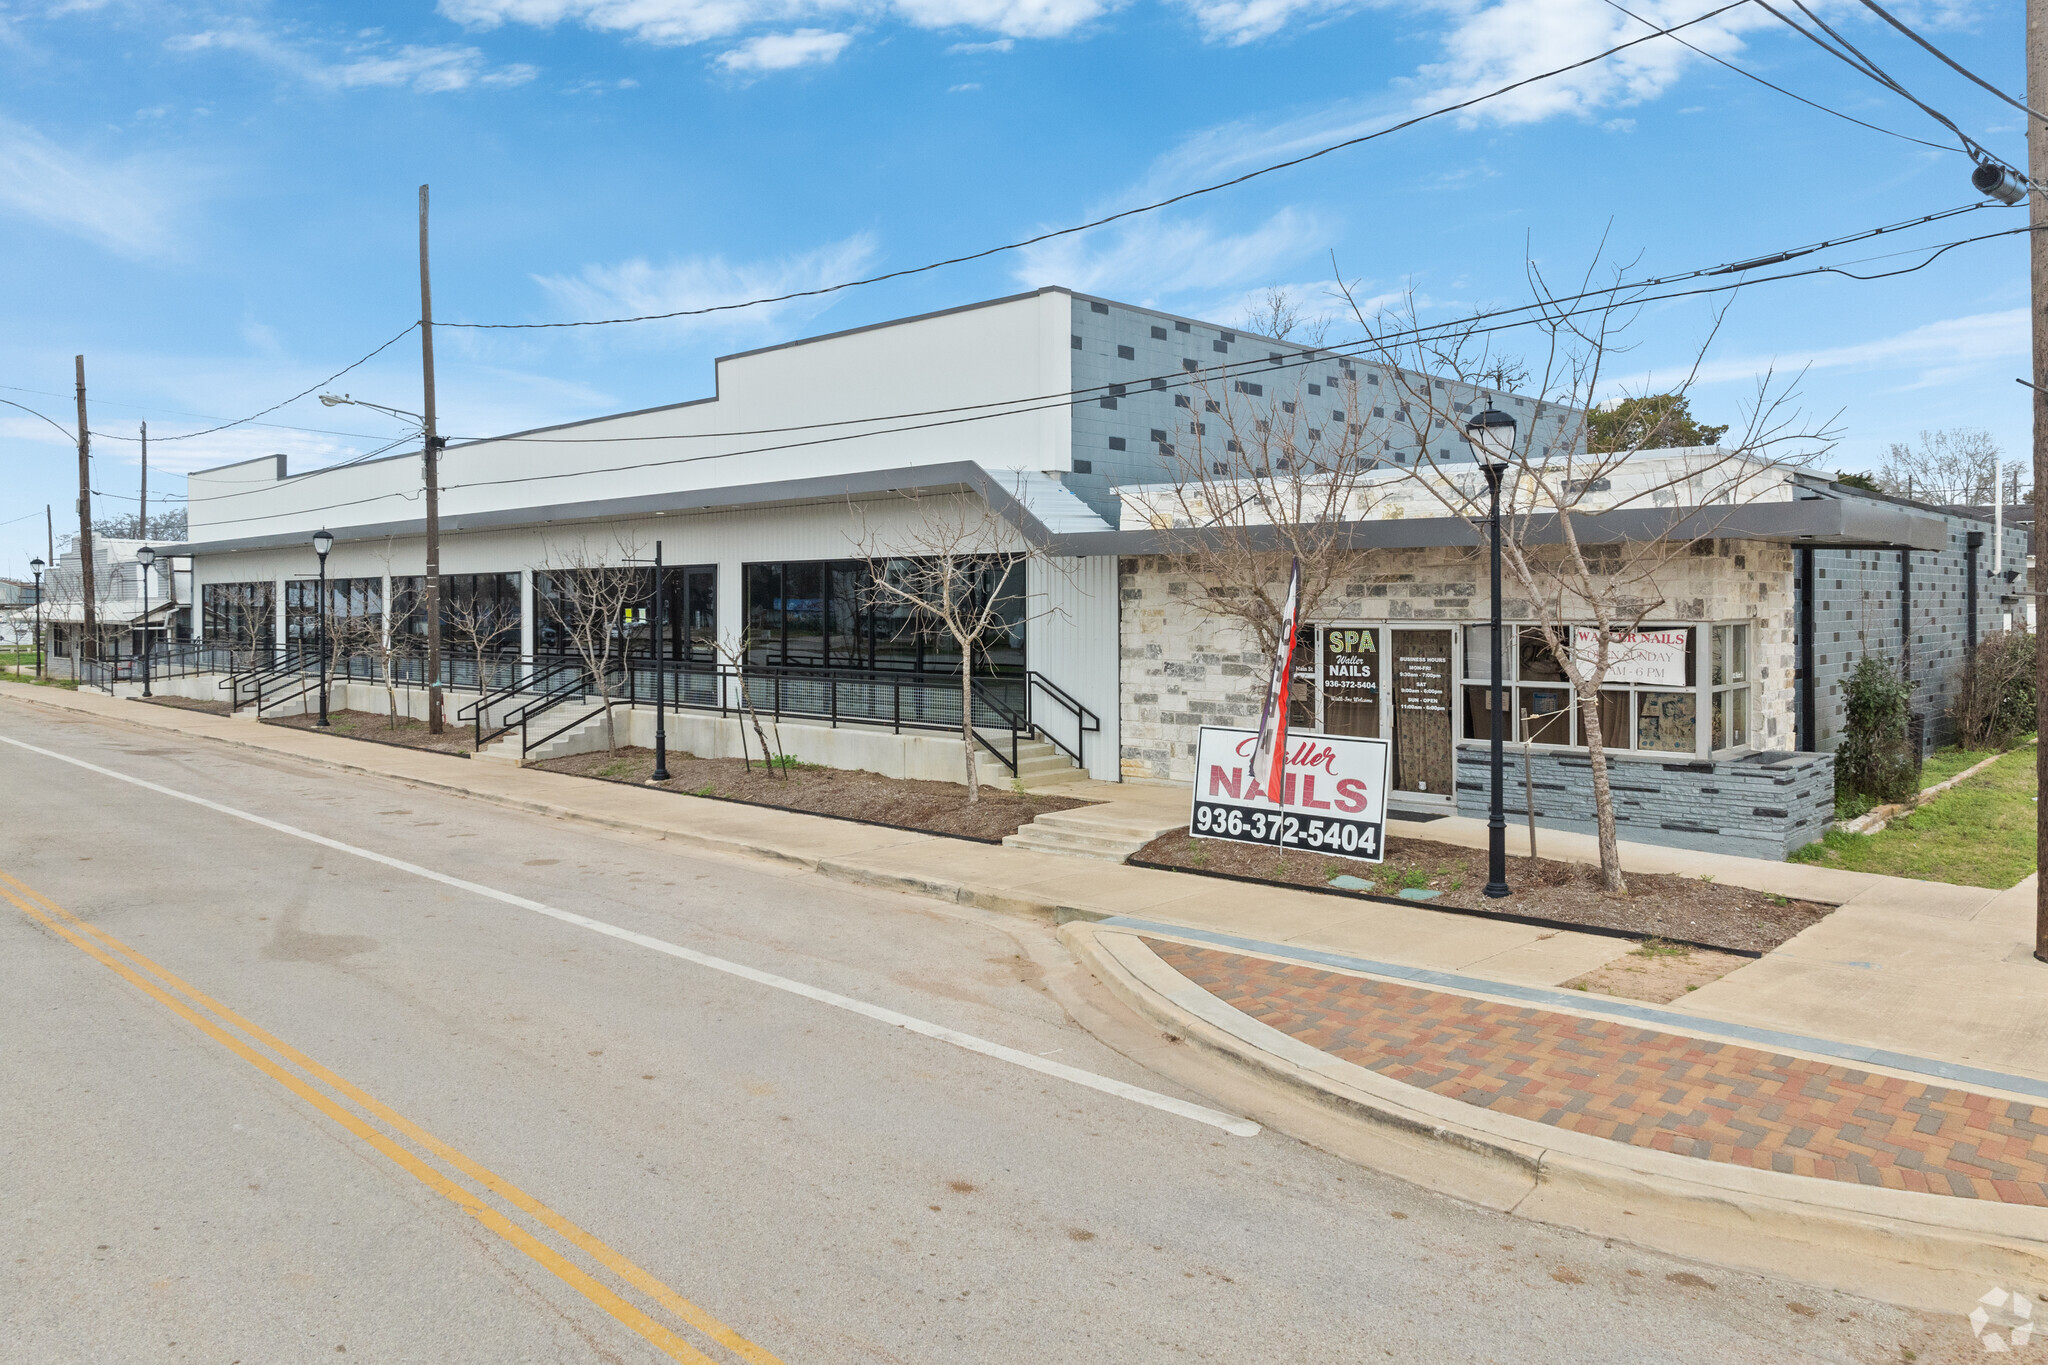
481, 659, 594, 751
255, 671, 324, 717
225, 650, 314, 711
1024, 672, 1101, 772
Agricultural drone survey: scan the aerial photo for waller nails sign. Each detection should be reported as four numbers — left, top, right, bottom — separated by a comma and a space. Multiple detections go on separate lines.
1189, 725, 1392, 862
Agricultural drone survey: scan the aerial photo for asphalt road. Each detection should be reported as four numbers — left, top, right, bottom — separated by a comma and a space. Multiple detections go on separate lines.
0, 701, 1993, 1363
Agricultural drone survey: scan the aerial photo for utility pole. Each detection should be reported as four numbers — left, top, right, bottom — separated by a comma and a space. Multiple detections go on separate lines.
419, 183, 445, 734
2033, 0, 2048, 961
74, 356, 96, 667
139, 421, 147, 540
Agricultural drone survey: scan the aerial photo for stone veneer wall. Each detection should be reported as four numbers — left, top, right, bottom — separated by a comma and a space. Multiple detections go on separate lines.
1119, 539, 1796, 784
1452, 747, 1834, 861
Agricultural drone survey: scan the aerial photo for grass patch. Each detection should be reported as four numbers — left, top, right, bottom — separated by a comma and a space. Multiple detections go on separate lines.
1791, 746, 2038, 888
1918, 745, 1999, 788
1832, 790, 1876, 822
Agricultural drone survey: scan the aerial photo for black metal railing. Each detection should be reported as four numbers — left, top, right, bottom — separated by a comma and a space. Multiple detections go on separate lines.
1024, 673, 1101, 772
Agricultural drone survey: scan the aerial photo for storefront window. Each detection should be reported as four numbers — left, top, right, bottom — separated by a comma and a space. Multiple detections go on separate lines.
1636, 691, 1697, 752
1709, 624, 1750, 751
1320, 625, 1378, 736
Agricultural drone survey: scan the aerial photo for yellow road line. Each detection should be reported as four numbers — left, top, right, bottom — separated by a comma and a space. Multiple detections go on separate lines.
0, 869, 784, 1365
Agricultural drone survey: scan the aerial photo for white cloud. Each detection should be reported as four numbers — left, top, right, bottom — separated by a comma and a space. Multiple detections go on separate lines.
169, 27, 537, 93
1167, 0, 1360, 46
530, 233, 881, 337
1679, 309, 2029, 392
1015, 207, 1327, 300
717, 28, 852, 71
443, 0, 1114, 47
0, 114, 177, 257
1403, 0, 1772, 124
948, 81, 981, 90
946, 37, 1013, 52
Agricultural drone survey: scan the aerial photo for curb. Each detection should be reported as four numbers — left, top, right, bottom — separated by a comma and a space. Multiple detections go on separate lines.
1059, 918, 2048, 1314
0, 688, 1113, 926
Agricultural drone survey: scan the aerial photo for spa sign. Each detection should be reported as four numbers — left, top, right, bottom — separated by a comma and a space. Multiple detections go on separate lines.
1189, 725, 1392, 862
1571, 627, 1688, 686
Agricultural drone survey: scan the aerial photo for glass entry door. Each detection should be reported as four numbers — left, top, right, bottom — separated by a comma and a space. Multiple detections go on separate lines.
1391, 629, 1454, 802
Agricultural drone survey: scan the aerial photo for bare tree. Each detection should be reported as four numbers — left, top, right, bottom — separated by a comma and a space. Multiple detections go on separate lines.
850, 491, 1047, 803
1875, 428, 2007, 504
1340, 261, 1834, 894
1129, 346, 1387, 663
538, 537, 644, 754
205, 580, 275, 673
709, 627, 785, 776
1239, 285, 1329, 347
444, 579, 519, 698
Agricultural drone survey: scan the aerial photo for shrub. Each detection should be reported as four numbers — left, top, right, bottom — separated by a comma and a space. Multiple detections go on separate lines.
1834, 654, 1919, 806
1952, 630, 2035, 751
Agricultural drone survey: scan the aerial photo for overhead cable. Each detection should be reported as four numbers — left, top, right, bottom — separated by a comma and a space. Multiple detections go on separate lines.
440, 2, 1751, 331
87, 325, 420, 445
179, 219, 2040, 530
1853, 0, 2048, 125
1597, 0, 1956, 152
179, 200, 1995, 512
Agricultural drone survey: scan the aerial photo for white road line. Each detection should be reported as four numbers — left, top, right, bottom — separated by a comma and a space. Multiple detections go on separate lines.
0, 733, 1260, 1138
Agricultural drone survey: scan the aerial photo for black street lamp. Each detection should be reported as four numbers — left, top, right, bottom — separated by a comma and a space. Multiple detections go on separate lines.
28, 557, 43, 679
1466, 408, 1518, 901
628, 542, 671, 782
135, 545, 156, 698
312, 529, 334, 728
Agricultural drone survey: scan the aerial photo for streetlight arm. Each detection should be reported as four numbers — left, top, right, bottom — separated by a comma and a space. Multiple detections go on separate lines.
319, 393, 426, 426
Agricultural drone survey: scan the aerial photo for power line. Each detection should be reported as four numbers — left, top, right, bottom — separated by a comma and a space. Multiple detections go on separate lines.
178, 199, 1997, 514
180, 218, 2039, 531
0, 385, 396, 443
438, 2, 1751, 332
1755, 0, 2009, 170
87, 325, 419, 445
433, 202, 1986, 448
0, 396, 77, 442
1852, 0, 2047, 125
1597, 0, 1957, 152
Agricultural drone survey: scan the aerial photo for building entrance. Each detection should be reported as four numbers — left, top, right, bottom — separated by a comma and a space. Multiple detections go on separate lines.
1299, 623, 1453, 811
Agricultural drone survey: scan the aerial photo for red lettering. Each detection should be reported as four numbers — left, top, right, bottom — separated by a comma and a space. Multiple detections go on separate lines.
1234, 735, 1258, 757
1244, 775, 1267, 803
1208, 765, 1243, 799
1298, 776, 1331, 810
1335, 778, 1369, 814
1281, 773, 1297, 807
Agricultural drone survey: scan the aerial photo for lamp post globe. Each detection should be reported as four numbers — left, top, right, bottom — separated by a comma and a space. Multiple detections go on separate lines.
28, 557, 44, 680
134, 545, 156, 697
1464, 407, 1518, 901
312, 530, 333, 728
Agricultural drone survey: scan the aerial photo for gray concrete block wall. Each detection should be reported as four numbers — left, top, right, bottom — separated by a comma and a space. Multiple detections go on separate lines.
1061, 295, 1580, 522
1798, 510, 2029, 752
1454, 747, 1835, 861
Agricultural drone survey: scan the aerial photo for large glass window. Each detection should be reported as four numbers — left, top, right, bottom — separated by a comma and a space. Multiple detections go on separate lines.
202, 581, 275, 648
744, 557, 1025, 675
1441, 622, 1750, 756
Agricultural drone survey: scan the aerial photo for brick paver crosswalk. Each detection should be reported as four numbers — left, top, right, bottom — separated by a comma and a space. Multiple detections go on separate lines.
1148, 937, 2048, 1205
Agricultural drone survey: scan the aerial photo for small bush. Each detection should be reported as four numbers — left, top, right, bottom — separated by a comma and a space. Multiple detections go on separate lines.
1952, 630, 2035, 751
1834, 655, 1919, 806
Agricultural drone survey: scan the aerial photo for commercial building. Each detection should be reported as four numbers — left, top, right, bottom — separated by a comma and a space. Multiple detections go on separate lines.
153, 287, 2027, 858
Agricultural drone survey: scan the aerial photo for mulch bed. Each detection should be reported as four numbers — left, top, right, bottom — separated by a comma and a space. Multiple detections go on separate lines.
265, 709, 476, 756
1130, 830, 1831, 955
138, 695, 231, 716
535, 746, 1092, 842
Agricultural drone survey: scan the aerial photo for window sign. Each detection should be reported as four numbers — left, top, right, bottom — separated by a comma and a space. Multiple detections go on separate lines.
1571, 627, 1688, 686
1190, 725, 1391, 861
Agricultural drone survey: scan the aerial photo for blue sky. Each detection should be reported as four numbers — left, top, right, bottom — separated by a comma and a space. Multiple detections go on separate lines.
0, 0, 2031, 575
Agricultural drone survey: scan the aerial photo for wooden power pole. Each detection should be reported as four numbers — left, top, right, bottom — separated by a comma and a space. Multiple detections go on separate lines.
74, 356, 96, 665
2034, 0, 2048, 960
419, 183, 445, 734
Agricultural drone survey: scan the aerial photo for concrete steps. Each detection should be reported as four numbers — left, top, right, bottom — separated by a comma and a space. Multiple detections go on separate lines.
1003, 805, 1187, 863
489, 706, 612, 765
978, 736, 1087, 791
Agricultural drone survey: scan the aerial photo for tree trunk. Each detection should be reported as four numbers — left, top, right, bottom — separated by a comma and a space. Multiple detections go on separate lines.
1577, 685, 1628, 894
960, 647, 981, 804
